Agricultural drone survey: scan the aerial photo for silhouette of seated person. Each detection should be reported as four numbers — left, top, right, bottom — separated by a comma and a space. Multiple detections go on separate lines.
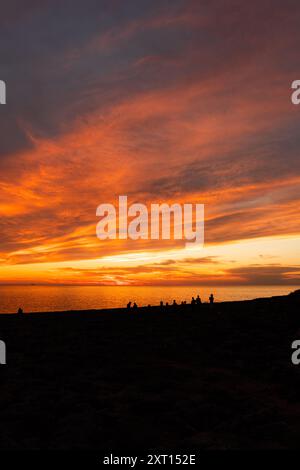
196, 295, 202, 305
209, 293, 214, 304
127, 301, 132, 309
132, 302, 138, 310
18, 307, 23, 315
172, 300, 178, 307
191, 297, 196, 306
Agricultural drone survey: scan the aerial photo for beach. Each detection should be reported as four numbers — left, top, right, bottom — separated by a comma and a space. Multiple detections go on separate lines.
0, 291, 300, 450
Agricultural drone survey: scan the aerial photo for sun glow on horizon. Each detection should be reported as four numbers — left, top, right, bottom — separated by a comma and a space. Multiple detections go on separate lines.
1, 234, 299, 286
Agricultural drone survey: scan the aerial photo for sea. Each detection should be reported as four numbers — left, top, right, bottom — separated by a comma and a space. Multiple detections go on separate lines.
0, 285, 298, 314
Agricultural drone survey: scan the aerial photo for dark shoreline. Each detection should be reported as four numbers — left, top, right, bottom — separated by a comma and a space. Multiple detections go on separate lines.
1, 289, 299, 316
0, 290, 300, 449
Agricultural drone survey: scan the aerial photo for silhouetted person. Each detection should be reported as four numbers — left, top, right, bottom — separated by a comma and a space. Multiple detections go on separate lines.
160, 301, 164, 308
127, 301, 132, 309
166, 302, 169, 308
196, 295, 202, 305
133, 302, 138, 310
17, 307, 23, 315
209, 293, 214, 305
191, 297, 196, 306
172, 300, 177, 307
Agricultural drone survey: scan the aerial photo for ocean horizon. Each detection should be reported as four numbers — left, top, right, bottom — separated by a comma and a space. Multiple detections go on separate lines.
0, 284, 298, 314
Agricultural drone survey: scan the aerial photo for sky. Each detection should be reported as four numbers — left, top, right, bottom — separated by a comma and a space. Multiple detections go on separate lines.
0, 0, 300, 286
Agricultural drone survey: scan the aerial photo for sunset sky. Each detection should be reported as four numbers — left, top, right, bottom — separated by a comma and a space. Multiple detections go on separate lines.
0, 0, 300, 286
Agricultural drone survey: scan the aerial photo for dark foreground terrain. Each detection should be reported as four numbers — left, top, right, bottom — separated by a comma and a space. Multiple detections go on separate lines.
0, 291, 300, 450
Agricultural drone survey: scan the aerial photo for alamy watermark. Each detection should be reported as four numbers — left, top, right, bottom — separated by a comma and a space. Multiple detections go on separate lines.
0, 80, 6, 104
291, 80, 300, 105
96, 196, 204, 248
0, 340, 6, 365
291, 340, 300, 365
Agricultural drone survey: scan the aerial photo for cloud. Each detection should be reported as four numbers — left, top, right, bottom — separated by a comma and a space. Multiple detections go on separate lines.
1, 0, 300, 283
223, 265, 300, 285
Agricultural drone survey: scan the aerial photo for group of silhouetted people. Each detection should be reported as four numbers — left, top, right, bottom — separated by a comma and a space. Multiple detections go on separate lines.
191, 295, 202, 305
17, 294, 215, 316
126, 293, 215, 310
127, 301, 138, 310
